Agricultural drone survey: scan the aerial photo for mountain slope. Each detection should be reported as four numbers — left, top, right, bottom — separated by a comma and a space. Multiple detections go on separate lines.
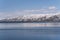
0, 14, 60, 23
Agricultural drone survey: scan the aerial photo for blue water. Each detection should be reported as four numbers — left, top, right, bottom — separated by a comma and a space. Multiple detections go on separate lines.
0, 23, 60, 40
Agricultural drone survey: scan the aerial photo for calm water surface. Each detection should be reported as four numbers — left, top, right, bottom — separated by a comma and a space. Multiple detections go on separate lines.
0, 23, 60, 40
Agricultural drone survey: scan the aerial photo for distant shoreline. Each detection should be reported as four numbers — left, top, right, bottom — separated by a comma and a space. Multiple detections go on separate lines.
0, 21, 60, 23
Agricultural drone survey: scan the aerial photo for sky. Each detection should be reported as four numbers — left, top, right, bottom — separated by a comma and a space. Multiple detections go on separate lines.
0, 0, 60, 18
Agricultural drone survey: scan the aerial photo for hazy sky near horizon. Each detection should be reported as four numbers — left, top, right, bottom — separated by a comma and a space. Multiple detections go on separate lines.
0, 0, 60, 18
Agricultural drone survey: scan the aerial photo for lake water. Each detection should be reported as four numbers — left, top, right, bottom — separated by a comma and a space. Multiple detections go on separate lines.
0, 23, 60, 40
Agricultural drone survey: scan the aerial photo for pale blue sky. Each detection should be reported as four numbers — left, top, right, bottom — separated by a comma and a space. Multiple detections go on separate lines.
0, 0, 60, 18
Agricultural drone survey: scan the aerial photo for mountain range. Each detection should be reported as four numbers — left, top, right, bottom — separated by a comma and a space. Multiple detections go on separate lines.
0, 14, 60, 23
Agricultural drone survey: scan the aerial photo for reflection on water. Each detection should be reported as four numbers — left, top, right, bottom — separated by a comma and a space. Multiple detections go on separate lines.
0, 23, 60, 29
0, 23, 60, 40
22, 23, 60, 27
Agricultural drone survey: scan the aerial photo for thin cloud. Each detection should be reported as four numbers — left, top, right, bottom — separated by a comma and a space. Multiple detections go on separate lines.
48, 6, 57, 10
0, 6, 59, 19
23, 6, 58, 14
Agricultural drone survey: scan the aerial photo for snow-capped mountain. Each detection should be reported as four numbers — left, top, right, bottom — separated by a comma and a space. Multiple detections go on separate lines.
0, 14, 60, 23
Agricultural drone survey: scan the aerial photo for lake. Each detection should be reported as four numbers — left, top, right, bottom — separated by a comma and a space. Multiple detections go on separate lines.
0, 23, 60, 40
